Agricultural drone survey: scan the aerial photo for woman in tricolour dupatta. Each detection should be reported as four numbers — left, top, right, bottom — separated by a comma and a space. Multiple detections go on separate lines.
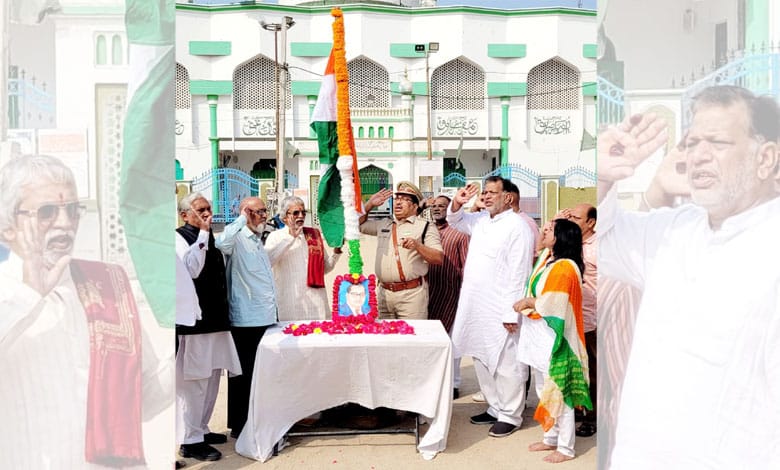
514, 218, 592, 464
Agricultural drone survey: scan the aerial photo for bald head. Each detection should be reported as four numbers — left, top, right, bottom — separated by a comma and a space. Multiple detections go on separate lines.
240, 197, 268, 234
567, 203, 596, 240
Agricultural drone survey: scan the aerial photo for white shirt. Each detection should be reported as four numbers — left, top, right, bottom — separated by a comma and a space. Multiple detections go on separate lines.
264, 228, 340, 322
0, 252, 168, 468
447, 207, 534, 374
600, 189, 780, 469
175, 230, 208, 326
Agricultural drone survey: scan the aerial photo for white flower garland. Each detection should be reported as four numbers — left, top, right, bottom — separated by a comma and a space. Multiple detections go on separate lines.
337, 155, 361, 241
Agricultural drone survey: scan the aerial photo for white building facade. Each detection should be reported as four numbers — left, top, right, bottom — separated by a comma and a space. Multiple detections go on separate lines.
175, 1, 597, 220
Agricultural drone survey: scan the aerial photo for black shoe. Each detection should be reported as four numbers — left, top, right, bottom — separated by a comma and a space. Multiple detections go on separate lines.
453, 388, 460, 399
175, 460, 186, 469
179, 442, 222, 461
470, 411, 497, 425
204, 432, 227, 444
230, 429, 242, 439
488, 421, 519, 437
576, 422, 597, 437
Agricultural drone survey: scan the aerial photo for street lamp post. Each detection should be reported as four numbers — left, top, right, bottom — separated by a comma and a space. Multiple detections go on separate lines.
416, 42, 438, 194
261, 16, 295, 211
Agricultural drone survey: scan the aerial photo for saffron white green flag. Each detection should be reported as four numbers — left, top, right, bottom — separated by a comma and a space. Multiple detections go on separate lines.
120, 0, 175, 327
311, 51, 346, 248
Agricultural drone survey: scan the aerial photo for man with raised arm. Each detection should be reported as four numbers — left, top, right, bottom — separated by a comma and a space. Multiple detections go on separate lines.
447, 176, 535, 438
598, 85, 780, 469
359, 182, 443, 319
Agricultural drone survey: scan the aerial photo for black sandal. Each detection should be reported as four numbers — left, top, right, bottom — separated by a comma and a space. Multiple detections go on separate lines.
576, 422, 597, 437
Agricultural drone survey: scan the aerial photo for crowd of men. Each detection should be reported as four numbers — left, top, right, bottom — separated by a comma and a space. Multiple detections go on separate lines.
3, 83, 775, 468
175, 176, 597, 463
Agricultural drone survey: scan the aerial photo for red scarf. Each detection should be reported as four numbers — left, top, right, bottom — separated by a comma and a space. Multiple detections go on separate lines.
303, 227, 326, 288
70, 259, 145, 466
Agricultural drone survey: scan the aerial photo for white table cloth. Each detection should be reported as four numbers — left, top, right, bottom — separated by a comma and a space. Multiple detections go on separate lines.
235, 320, 453, 461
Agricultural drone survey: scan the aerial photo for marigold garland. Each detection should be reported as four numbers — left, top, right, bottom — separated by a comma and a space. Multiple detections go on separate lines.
331, 7, 364, 275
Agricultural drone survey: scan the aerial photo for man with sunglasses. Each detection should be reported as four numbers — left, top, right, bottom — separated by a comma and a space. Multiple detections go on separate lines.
0, 155, 165, 466
265, 196, 342, 322
360, 181, 444, 319
215, 196, 277, 440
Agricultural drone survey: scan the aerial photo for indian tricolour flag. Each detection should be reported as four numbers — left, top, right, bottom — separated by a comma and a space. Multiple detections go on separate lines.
119, 0, 175, 328
311, 50, 362, 248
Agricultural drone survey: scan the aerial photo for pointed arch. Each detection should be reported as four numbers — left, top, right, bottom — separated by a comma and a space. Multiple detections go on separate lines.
527, 58, 580, 110
431, 57, 485, 110
175, 63, 191, 109
111, 34, 123, 65
233, 55, 291, 110
95, 35, 107, 65
347, 55, 390, 108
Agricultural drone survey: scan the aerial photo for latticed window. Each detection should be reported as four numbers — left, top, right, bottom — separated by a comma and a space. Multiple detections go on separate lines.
527, 59, 579, 110
233, 55, 291, 110
175, 63, 191, 109
431, 58, 485, 110
347, 57, 389, 108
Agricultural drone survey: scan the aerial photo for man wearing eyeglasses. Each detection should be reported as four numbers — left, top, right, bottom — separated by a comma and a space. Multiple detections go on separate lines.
176, 192, 241, 462
598, 86, 780, 469
215, 196, 277, 440
265, 196, 342, 322
359, 181, 444, 320
0, 155, 164, 466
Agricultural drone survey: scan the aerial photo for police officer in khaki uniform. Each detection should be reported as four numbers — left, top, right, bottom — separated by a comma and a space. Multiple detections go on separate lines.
359, 181, 444, 319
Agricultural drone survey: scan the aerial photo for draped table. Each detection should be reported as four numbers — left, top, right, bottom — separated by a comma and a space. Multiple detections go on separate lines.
235, 320, 453, 461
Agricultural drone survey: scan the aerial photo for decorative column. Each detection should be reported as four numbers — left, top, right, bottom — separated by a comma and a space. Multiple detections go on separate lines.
308, 95, 317, 138
208, 94, 219, 207
500, 96, 510, 167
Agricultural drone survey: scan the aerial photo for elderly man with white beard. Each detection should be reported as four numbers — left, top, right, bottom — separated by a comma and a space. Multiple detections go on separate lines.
0, 154, 169, 467
599, 85, 780, 469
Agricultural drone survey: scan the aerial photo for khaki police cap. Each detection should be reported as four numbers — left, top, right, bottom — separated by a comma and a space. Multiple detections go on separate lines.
395, 181, 423, 204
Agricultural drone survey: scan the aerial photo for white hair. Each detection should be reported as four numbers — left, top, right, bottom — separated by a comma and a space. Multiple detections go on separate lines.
278, 195, 306, 217
0, 155, 76, 241
178, 191, 208, 212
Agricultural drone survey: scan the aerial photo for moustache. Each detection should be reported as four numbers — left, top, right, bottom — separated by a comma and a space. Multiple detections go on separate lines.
44, 229, 76, 248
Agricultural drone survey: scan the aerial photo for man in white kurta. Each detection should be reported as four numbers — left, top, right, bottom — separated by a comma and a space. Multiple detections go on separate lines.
598, 85, 780, 469
447, 176, 534, 437
0, 155, 171, 468
265, 196, 341, 321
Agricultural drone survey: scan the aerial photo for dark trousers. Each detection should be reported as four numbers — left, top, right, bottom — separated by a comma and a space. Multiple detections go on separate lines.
227, 325, 269, 433
583, 329, 597, 425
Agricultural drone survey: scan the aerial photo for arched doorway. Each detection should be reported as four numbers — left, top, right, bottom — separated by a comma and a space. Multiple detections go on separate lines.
359, 164, 392, 216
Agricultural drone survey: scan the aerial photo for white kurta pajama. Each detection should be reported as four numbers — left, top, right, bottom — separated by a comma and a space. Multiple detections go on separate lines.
447, 207, 534, 425
175, 233, 242, 445
600, 189, 780, 470
265, 228, 340, 321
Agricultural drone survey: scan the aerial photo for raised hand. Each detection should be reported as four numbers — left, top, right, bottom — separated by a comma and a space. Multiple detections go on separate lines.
197, 208, 213, 232
598, 113, 668, 183
643, 137, 691, 209
367, 188, 393, 210
18, 217, 70, 296
452, 183, 480, 212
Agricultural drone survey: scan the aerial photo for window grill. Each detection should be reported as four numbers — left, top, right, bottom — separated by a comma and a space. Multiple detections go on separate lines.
176, 63, 191, 109
347, 57, 389, 108
431, 58, 485, 110
527, 59, 579, 110
233, 55, 291, 110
